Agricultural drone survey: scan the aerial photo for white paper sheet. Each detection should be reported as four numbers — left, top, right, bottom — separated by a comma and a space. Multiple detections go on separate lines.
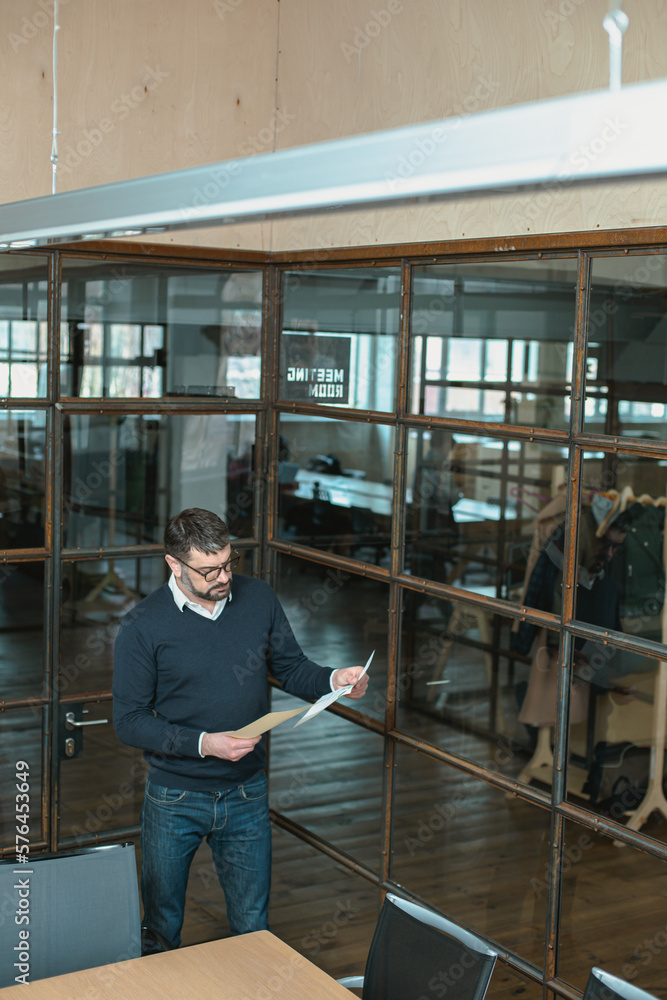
293, 650, 374, 728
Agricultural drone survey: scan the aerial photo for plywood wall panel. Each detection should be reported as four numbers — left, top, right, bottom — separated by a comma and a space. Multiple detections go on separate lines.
1, 0, 281, 250
269, 0, 667, 250
1, 0, 666, 252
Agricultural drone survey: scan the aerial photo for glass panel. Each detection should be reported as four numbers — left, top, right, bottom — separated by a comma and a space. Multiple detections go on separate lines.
57, 701, 145, 843
269, 688, 384, 871
398, 596, 553, 785
60, 555, 169, 695
586, 254, 667, 438
404, 427, 567, 604
0, 410, 47, 549
278, 415, 393, 565
0, 708, 44, 849
280, 268, 401, 412
60, 260, 263, 399
577, 450, 666, 643
63, 412, 257, 547
274, 553, 389, 723
410, 258, 578, 426
0, 254, 49, 398
391, 743, 549, 964
559, 819, 667, 996
269, 836, 380, 979
491, 968, 544, 1000
0, 562, 44, 700
564, 633, 665, 836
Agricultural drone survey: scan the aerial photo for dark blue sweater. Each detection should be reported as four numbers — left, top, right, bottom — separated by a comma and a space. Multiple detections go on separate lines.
112, 575, 333, 791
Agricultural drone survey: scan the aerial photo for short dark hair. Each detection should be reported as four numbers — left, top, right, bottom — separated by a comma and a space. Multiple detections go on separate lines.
164, 508, 231, 561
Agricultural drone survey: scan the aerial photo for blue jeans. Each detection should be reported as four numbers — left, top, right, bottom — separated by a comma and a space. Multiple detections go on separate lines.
140, 771, 271, 950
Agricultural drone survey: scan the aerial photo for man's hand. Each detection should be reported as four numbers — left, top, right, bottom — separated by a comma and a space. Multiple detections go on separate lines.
331, 666, 369, 700
201, 732, 261, 761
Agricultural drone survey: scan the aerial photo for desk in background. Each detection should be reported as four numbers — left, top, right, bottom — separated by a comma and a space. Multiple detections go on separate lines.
0, 931, 353, 1000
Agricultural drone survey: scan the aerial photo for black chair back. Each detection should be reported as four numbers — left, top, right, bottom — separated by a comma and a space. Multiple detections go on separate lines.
584, 967, 660, 1000
362, 893, 497, 1000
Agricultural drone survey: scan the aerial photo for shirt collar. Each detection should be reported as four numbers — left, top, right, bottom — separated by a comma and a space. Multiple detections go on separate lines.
168, 572, 231, 620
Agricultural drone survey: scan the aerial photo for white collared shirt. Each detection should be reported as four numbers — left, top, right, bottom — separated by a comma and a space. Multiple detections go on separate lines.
168, 572, 231, 620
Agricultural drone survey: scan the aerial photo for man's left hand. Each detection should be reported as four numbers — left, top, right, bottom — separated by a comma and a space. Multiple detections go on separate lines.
332, 666, 369, 699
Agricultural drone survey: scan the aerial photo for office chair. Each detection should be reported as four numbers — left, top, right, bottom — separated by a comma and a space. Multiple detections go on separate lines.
583, 967, 660, 1000
338, 892, 498, 1000
0, 843, 141, 987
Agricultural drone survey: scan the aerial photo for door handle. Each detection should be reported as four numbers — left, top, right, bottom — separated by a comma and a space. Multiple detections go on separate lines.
59, 705, 109, 760
65, 711, 109, 731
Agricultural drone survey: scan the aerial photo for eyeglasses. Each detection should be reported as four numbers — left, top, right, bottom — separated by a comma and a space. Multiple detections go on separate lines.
178, 551, 240, 582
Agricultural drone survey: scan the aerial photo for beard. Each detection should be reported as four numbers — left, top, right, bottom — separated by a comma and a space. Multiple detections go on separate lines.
180, 567, 231, 603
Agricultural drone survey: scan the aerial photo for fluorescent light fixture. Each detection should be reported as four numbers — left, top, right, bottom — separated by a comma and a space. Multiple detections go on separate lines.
1, 78, 666, 247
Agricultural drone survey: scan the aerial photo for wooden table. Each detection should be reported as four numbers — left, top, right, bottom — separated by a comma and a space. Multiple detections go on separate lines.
0, 931, 354, 1000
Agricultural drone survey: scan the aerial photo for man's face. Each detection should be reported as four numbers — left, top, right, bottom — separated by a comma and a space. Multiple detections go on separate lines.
171, 544, 234, 603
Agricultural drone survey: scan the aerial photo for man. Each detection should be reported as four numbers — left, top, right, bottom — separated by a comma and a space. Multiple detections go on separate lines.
112, 507, 368, 952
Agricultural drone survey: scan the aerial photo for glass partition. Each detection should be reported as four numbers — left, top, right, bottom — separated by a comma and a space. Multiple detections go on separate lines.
398, 597, 553, 784
57, 700, 145, 843
0, 561, 44, 701
280, 268, 401, 412
563, 630, 665, 832
0, 409, 46, 549
274, 552, 389, 723
9, 234, 667, 998
0, 253, 49, 399
63, 412, 257, 548
60, 260, 263, 399
410, 258, 578, 426
576, 449, 666, 643
269, 837, 380, 979
403, 427, 567, 604
59, 555, 169, 696
278, 414, 394, 564
559, 819, 667, 995
269, 688, 385, 872
391, 743, 550, 964
585, 254, 667, 438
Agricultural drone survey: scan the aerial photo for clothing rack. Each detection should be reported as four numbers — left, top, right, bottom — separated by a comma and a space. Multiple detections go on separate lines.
517, 485, 667, 835
618, 486, 667, 838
